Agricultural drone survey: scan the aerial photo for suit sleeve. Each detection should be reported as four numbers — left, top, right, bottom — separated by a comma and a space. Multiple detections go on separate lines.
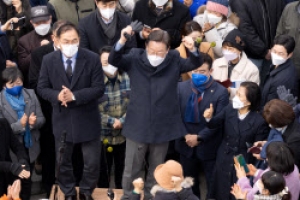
78, 20, 91, 50
179, 51, 203, 73
108, 44, 133, 72
72, 57, 105, 105
198, 88, 229, 141
207, 104, 227, 128
17, 39, 32, 74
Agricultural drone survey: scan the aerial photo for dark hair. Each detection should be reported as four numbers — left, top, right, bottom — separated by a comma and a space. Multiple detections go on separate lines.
146, 30, 170, 49
95, 0, 116, 3
273, 35, 295, 54
261, 171, 291, 200
99, 46, 112, 56
56, 22, 79, 38
2, 67, 24, 86
201, 53, 213, 70
239, 82, 261, 111
181, 21, 202, 37
263, 99, 295, 128
52, 20, 67, 35
266, 142, 295, 175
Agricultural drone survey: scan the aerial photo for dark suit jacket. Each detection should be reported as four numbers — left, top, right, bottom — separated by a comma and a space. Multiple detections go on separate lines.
108, 46, 202, 144
37, 48, 105, 143
175, 80, 229, 161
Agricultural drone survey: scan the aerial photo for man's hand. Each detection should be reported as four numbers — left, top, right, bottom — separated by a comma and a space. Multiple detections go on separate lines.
265, 49, 271, 60
8, 180, 21, 200
18, 165, 30, 179
132, 178, 144, 194
40, 40, 50, 46
119, 25, 133, 45
28, 112, 37, 126
182, 36, 196, 52
20, 114, 28, 128
185, 134, 199, 148
113, 119, 122, 129
6, 60, 17, 68
203, 103, 214, 119
57, 89, 67, 107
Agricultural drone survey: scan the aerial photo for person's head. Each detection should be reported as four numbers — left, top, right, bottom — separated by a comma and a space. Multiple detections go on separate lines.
191, 54, 213, 86
56, 22, 80, 58
222, 29, 246, 62
206, 0, 228, 24
51, 20, 67, 49
271, 35, 295, 66
30, 6, 52, 36
99, 46, 118, 77
263, 99, 295, 129
95, 0, 116, 20
257, 171, 291, 199
145, 30, 170, 67
233, 82, 261, 112
2, 67, 24, 96
266, 142, 295, 175
181, 21, 203, 42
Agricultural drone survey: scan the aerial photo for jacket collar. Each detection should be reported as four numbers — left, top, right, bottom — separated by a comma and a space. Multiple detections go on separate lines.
217, 52, 249, 74
148, 0, 173, 12
269, 59, 293, 77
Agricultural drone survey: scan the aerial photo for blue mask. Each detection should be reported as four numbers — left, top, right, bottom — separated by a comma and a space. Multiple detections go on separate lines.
191, 73, 208, 87
6, 86, 23, 96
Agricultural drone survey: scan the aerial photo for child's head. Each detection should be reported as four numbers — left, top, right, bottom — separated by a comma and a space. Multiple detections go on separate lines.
258, 171, 291, 200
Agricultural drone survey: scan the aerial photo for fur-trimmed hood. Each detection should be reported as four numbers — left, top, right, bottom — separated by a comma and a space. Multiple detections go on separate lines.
150, 177, 194, 196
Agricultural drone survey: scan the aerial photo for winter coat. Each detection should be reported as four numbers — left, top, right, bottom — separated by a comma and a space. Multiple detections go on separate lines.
261, 59, 298, 108
208, 105, 269, 200
178, 0, 206, 18
132, 0, 191, 49
0, 89, 45, 163
176, 42, 214, 81
212, 52, 260, 99
0, 32, 15, 86
230, 0, 286, 59
276, 1, 300, 79
108, 45, 203, 144
79, 10, 136, 54
129, 178, 199, 200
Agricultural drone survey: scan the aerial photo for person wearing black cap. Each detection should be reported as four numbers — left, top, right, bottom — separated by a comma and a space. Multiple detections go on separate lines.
17, 5, 52, 87
211, 29, 260, 100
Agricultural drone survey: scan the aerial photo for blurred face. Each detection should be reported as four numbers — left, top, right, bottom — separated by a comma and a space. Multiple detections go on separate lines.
206, 10, 223, 17
192, 63, 212, 77
30, 17, 52, 28
271, 44, 292, 60
5, 78, 23, 89
187, 31, 203, 42
146, 41, 169, 58
101, 52, 109, 66
222, 44, 241, 55
58, 29, 79, 46
235, 86, 251, 108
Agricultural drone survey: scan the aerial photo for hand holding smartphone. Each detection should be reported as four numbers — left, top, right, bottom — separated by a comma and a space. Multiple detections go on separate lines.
234, 154, 249, 173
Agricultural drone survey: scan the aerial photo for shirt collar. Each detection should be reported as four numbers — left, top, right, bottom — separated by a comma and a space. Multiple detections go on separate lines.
61, 52, 78, 64
104, 73, 122, 84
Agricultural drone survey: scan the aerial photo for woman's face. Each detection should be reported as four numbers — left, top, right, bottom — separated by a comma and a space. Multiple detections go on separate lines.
222, 44, 241, 55
271, 44, 291, 60
236, 86, 251, 107
206, 10, 223, 17
187, 31, 203, 42
5, 78, 23, 89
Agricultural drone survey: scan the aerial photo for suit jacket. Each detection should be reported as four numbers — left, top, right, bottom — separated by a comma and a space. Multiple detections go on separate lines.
0, 89, 45, 163
108, 46, 202, 144
175, 80, 229, 161
37, 48, 105, 143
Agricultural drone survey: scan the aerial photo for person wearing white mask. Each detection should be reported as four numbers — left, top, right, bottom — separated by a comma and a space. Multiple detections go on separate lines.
193, 0, 237, 58
109, 27, 202, 200
97, 46, 130, 189
211, 29, 260, 100
203, 81, 269, 200
78, 0, 136, 54
37, 22, 105, 200
17, 6, 52, 87
261, 34, 298, 108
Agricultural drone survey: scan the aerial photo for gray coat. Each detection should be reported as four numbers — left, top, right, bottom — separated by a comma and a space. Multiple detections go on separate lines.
0, 88, 45, 163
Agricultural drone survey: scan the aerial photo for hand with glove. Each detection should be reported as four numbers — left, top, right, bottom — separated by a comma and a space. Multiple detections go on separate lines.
277, 85, 298, 107
10, 163, 30, 179
122, 20, 143, 42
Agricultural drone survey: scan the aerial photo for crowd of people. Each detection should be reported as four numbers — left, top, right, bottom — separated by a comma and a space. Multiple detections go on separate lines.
0, 0, 300, 200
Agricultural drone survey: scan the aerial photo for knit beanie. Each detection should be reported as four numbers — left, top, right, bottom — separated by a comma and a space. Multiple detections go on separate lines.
206, 0, 229, 17
222, 29, 246, 51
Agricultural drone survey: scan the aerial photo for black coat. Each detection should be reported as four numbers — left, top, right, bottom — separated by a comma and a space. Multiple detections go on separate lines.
261, 59, 298, 107
78, 10, 136, 53
208, 105, 269, 200
108, 46, 202, 144
0, 33, 14, 86
37, 48, 105, 143
283, 120, 300, 170
175, 80, 229, 160
132, 0, 191, 49
230, 0, 286, 59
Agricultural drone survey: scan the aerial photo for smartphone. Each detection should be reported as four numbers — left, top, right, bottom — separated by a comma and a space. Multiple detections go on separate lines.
234, 154, 249, 173
247, 146, 261, 154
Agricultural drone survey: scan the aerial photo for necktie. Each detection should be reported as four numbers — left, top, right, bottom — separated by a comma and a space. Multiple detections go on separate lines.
66, 59, 73, 81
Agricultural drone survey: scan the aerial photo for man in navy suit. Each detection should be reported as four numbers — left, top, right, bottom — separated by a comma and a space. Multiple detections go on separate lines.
37, 22, 104, 200
175, 54, 229, 199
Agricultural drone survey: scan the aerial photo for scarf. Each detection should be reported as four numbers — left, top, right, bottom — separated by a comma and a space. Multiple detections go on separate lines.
184, 76, 214, 123
4, 90, 32, 148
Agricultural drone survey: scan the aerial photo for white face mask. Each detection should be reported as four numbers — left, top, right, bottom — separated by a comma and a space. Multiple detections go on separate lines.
152, 0, 168, 7
269, 124, 284, 132
3, 0, 12, 6
271, 52, 287, 66
99, 8, 115, 19
232, 96, 245, 109
147, 55, 165, 67
35, 23, 51, 36
255, 179, 264, 194
60, 43, 79, 58
103, 64, 118, 76
222, 49, 238, 61
207, 13, 222, 25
